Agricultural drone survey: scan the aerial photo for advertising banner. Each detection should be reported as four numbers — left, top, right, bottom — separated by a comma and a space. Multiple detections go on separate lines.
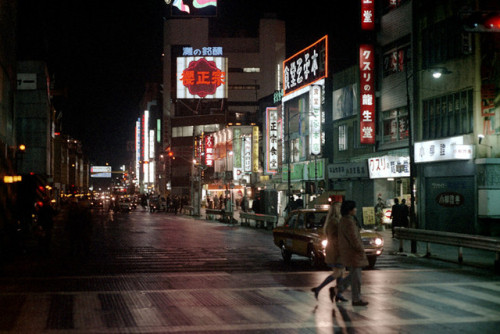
368, 156, 410, 179
171, 0, 217, 17
415, 136, 474, 163
91, 166, 112, 178
252, 126, 259, 172
361, 0, 375, 30
177, 57, 227, 99
205, 135, 214, 166
283, 35, 328, 96
309, 86, 322, 155
359, 44, 376, 144
266, 108, 279, 173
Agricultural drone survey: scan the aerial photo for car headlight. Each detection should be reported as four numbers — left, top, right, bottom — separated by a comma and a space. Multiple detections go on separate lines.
374, 238, 383, 246
321, 239, 328, 248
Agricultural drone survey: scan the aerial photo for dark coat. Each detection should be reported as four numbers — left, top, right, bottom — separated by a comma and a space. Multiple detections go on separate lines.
390, 204, 401, 226
399, 204, 409, 227
338, 215, 368, 268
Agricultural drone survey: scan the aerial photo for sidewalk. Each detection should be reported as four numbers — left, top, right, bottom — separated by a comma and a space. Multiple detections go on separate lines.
379, 227, 497, 270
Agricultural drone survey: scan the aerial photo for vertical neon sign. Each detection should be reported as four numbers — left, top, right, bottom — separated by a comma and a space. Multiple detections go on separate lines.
361, 0, 375, 31
359, 45, 375, 144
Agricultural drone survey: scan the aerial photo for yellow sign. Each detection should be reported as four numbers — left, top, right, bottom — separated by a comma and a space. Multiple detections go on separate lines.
252, 126, 259, 172
362, 207, 376, 226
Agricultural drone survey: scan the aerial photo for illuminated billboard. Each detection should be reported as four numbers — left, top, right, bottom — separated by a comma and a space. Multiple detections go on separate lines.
171, 0, 217, 18
91, 166, 112, 178
283, 35, 328, 96
177, 57, 228, 99
359, 44, 376, 144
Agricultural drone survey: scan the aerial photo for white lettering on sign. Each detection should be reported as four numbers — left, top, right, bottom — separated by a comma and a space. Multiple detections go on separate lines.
359, 44, 376, 144
266, 108, 279, 172
283, 36, 328, 96
368, 156, 410, 179
309, 86, 322, 155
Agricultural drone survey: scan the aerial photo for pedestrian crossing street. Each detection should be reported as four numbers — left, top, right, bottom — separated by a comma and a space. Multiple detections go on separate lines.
1, 271, 499, 333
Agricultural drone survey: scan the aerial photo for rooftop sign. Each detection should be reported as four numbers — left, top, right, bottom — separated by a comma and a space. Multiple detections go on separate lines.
283, 35, 328, 96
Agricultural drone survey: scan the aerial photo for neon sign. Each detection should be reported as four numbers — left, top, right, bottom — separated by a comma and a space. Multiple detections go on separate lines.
361, 0, 375, 31
283, 35, 328, 96
205, 135, 214, 167
266, 108, 279, 173
177, 57, 228, 99
171, 0, 217, 17
359, 44, 376, 144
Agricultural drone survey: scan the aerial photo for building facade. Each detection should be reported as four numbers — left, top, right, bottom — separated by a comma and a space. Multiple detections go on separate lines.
163, 16, 286, 197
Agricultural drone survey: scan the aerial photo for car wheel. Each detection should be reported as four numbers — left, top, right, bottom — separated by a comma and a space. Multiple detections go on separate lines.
367, 256, 377, 269
308, 246, 319, 268
281, 243, 292, 263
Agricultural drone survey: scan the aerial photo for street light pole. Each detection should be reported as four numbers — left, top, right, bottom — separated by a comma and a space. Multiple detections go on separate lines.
405, 62, 418, 254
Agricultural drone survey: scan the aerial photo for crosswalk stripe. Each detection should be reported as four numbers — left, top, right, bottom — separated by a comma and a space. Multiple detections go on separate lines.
391, 284, 500, 319
15, 294, 50, 332
73, 293, 106, 331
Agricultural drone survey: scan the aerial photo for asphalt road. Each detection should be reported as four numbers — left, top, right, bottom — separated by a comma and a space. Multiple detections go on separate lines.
1, 207, 499, 333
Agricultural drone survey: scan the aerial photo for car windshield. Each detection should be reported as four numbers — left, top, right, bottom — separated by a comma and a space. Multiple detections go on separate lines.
304, 212, 328, 229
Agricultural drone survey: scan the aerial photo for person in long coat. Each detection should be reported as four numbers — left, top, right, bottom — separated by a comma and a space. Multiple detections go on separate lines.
337, 200, 369, 306
310, 202, 348, 302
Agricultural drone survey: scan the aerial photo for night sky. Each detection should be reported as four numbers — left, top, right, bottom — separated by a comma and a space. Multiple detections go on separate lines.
17, 0, 359, 169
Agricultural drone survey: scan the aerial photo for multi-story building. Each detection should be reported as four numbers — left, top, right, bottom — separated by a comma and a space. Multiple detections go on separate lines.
413, 0, 500, 235
0, 0, 18, 236
327, 0, 500, 236
163, 15, 285, 197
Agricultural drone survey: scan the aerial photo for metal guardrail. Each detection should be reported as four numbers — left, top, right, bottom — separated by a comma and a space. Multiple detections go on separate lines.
183, 206, 194, 215
240, 212, 277, 229
395, 227, 500, 272
205, 209, 234, 223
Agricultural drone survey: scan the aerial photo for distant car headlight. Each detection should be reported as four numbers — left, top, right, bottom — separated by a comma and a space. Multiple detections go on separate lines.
374, 238, 383, 246
321, 239, 328, 248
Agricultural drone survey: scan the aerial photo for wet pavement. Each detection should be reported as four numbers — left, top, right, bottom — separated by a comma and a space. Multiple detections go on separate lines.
1, 207, 499, 333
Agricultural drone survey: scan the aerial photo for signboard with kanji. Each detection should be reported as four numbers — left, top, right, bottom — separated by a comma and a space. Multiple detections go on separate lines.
205, 135, 214, 166
361, 0, 375, 30
266, 107, 279, 173
359, 44, 376, 144
309, 85, 322, 155
283, 35, 328, 96
177, 57, 227, 99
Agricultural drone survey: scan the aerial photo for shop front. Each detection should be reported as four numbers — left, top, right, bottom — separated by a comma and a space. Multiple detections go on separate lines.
327, 161, 373, 226
281, 158, 326, 209
415, 136, 476, 234
367, 155, 411, 228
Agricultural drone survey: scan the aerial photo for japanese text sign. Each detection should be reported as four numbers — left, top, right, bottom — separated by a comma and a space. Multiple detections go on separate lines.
359, 44, 375, 144
205, 135, 214, 166
368, 156, 410, 179
177, 57, 228, 99
361, 0, 375, 30
266, 108, 279, 173
283, 35, 328, 96
309, 86, 322, 155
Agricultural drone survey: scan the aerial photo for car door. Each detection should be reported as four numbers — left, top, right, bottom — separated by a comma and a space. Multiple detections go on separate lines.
282, 213, 298, 251
292, 212, 309, 256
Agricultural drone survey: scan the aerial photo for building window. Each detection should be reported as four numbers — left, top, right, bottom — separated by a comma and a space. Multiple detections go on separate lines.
422, 89, 473, 140
339, 125, 348, 151
383, 46, 411, 77
422, 17, 470, 68
383, 0, 410, 13
381, 108, 409, 143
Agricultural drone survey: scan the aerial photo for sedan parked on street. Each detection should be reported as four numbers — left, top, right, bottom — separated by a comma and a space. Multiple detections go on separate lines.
273, 208, 384, 268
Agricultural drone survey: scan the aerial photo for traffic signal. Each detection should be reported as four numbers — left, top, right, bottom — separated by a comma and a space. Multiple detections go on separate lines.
462, 11, 500, 32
